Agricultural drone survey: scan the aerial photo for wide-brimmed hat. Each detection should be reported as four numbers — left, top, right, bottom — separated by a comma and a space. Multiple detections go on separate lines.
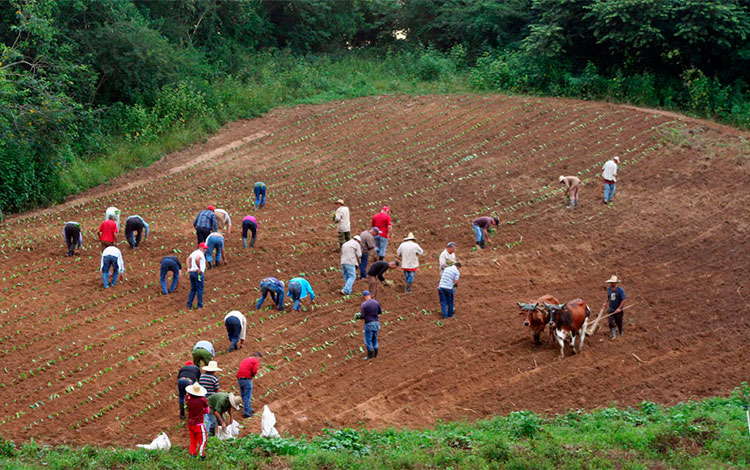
402, 232, 416, 241
559, 175, 565, 183
605, 275, 620, 284
335, 199, 345, 205
186, 382, 207, 397
202, 361, 222, 372
229, 393, 243, 410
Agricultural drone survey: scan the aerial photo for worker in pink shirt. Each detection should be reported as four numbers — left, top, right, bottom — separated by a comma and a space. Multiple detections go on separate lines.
241, 215, 258, 248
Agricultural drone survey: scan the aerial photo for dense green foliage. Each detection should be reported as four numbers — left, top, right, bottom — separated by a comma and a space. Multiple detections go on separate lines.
1, 0, 748, 215
2, 388, 750, 469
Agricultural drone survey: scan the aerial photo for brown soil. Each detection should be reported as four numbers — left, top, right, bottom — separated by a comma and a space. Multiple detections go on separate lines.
1, 94, 748, 448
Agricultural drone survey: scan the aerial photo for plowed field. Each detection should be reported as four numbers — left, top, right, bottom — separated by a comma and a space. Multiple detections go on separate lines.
1, 95, 748, 447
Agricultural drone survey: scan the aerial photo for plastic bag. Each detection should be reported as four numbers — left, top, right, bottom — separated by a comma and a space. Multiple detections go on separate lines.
260, 405, 280, 438
217, 420, 240, 440
136, 432, 171, 450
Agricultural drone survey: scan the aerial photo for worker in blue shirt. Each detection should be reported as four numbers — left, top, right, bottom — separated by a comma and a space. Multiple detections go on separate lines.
603, 275, 627, 339
287, 276, 316, 311
193, 205, 218, 244
256, 277, 285, 311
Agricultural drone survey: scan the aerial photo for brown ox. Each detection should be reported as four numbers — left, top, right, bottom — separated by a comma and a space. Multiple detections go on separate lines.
545, 299, 591, 358
517, 294, 559, 345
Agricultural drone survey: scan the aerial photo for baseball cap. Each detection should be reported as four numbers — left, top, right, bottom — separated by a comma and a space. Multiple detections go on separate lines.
198, 242, 208, 249
207, 205, 215, 211
371, 227, 380, 234
382, 206, 389, 212
362, 290, 371, 297
446, 242, 457, 247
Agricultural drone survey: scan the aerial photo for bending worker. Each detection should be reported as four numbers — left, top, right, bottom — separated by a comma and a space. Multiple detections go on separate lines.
124, 214, 150, 249
287, 275, 315, 311
63, 221, 82, 256
256, 277, 285, 311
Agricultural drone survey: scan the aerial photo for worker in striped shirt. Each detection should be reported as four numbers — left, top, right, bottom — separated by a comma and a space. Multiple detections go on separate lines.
437, 262, 461, 318
199, 360, 222, 436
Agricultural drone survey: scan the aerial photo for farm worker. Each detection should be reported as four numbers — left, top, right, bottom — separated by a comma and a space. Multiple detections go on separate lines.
333, 198, 351, 247
159, 255, 181, 294
237, 352, 263, 418
104, 206, 121, 231
192, 340, 215, 368
602, 156, 619, 204
184, 382, 209, 460
256, 277, 285, 311
396, 232, 424, 293
186, 242, 208, 310
223, 310, 247, 352
124, 214, 149, 249
241, 215, 258, 248
177, 360, 201, 419
559, 176, 581, 208
205, 231, 225, 269
438, 262, 461, 318
355, 291, 381, 360
208, 392, 242, 436
98, 213, 118, 249
472, 216, 499, 249
603, 275, 627, 339
214, 208, 232, 236
193, 205, 217, 244
287, 275, 315, 311
366, 260, 399, 299
62, 221, 82, 256
340, 235, 362, 295
358, 227, 379, 279
200, 361, 223, 435
371, 206, 392, 260
100, 245, 124, 288
254, 181, 267, 208
439, 242, 457, 272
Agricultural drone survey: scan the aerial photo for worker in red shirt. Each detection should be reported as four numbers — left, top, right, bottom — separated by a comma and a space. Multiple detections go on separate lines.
184, 382, 209, 460
236, 352, 263, 418
371, 206, 393, 260
98, 214, 118, 249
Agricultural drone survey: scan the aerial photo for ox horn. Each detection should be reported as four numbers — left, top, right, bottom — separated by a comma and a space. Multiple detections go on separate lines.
516, 302, 523, 307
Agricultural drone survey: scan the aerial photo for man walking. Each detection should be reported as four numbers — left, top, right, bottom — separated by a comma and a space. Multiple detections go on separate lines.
98, 214, 118, 249
356, 291, 381, 360
358, 227, 378, 279
438, 262, 461, 318
472, 216, 499, 249
287, 275, 315, 311
237, 352, 262, 418
371, 206, 392, 260
193, 206, 218, 244
192, 340, 215, 368
439, 242, 457, 272
63, 221, 82, 256
159, 255, 181, 294
100, 245, 124, 288
396, 232, 424, 293
214, 208, 232, 236
340, 235, 362, 295
205, 231, 225, 269
333, 199, 351, 247
224, 310, 247, 352
186, 242, 208, 310
602, 156, 619, 204
241, 215, 258, 248
366, 259, 398, 299
177, 360, 201, 419
124, 214, 150, 249
256, 277, 285, 311
559, 175, 581, 208
254, 181, 267, 209
603, 275, 627, 339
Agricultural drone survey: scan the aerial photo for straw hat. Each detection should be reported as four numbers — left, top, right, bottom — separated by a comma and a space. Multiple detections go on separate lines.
605, 275, 620, 284
228, 393, 243, 410
335, 199, 345, 205
202, 361, 222, 372
186, 382, 207, 397
402, 232, 417, 241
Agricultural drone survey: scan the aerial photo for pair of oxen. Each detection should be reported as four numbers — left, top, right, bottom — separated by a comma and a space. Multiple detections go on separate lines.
517, 295, 591, 358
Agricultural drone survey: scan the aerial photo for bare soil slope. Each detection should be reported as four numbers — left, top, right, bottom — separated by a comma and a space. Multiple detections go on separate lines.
1, 95, 748, 447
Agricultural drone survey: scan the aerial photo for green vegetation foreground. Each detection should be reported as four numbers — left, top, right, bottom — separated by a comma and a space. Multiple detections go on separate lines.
2, 390, 750, 469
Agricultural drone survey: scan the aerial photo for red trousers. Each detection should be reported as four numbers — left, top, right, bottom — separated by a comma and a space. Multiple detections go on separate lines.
188, 423, 207, 457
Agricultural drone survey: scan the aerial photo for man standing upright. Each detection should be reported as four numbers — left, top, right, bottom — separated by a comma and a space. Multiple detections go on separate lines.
160, 255, 182, 294
124, 214, 150, 249
100, 245, 125, 288
254, 182, 267, 209
358, 227, 378, 279
236, 352, 262, 418
603, 275, 627, 339
256, 277, 285, 311
559, 175, 582, 208
340, 235, 362, 295
63, 221, 82, 256
356, 291, 382, 360
333, 199, 351, 247
438, 262, 461, 318
396, 232, 424, 293
439, 242, 457, 272
602, 156, 619, 204
371, 206, 392, 260
214, 208, 232, 236
472, 216, 499, 249
186, 242, 208, 310
98, 214, 118, 249
194, 206, 217, 244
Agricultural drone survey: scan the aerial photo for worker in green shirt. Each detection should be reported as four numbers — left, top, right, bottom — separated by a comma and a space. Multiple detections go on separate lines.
207, 392, 242, 435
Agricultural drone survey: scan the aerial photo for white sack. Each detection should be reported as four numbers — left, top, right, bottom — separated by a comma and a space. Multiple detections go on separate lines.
260, 405, 280, 438
136, 432, 171, 450
217, 420, 240, 440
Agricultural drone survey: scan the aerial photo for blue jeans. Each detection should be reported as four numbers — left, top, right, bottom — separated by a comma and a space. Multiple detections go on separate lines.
204, 412, 216, 435
206, 237, 224, 264
177, 377, 192, 415
403, 270, 415, 284
341, 264, 356, 295
238, 378, 254, 416
604, 183, 616, 202
359, 252, 369, 279
257, 281, 284, 310
288, 281, 302, 310
438, 287, 455, 318
472, 224, 484, 243
187, 271, 204, 309
364, 321, 380, 352
374, 236, 388, 258
195, 226, 211, 244
225, 316, 242, 351
160, 259, 180, 294
101, 255, 119, 288
254, 186, 266, 208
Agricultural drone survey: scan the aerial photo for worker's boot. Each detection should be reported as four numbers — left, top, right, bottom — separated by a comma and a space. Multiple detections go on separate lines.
378, 256, 384, 261
373, 348, 378, 358
207, 261, 212, 270
250, 237, 256, 247
610, 327, 617, 339
363, 350, 373, 360
242, 237, 247, 248
405, 282, 412, 293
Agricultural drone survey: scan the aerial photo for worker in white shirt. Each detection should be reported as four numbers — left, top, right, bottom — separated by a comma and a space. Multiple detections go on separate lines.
439, 242, 457, 272
187, 242, 208, 310
214, 209, 232, 236
223, 311, 247, 352
100, 245, 125, 288
602, 156, 619, 204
